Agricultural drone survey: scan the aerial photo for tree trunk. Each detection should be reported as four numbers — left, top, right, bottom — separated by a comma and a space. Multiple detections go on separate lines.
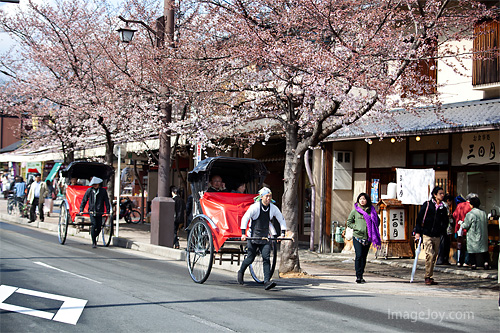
104, 135, 115, 204
63, 150, 74, 165
279, 124, 302, 273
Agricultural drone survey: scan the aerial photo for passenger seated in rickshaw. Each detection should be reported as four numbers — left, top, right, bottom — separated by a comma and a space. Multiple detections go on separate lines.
230, 182, 246, 194
206, 175, 227, 192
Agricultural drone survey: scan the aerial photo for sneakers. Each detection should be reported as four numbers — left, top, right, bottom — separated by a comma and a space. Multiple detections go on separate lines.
425, 278, 438, 285
92, 244, 97, 248
484, 263, 490, 270
356, 279, 366, 284
237, 271, 244, 285
264, 281, 276, 290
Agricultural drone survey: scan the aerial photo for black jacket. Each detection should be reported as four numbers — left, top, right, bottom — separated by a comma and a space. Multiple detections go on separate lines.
173, 196, 186, 226
80, 187, 110, 216
414, 200, 448, 237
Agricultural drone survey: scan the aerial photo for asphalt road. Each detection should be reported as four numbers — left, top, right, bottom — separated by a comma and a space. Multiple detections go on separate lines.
1, 221, 498, 332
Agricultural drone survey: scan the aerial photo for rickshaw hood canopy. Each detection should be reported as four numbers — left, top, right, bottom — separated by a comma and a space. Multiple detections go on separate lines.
61, 161, 114, 183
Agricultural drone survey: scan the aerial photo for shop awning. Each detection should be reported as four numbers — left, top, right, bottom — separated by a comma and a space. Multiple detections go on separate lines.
46, 162, 62, 181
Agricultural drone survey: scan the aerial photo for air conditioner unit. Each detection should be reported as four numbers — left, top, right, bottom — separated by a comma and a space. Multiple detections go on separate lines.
333, 151, 353, 190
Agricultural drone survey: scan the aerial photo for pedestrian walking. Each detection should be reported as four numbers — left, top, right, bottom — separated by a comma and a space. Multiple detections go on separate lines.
461, 196, 490, 270
44, 179, 56, 217
414, 186, 449, 285
346, 192, 381, 283
237, 187, 287, 290
27, 173, 48, 222
79, 177, 111, 248
171, 186, 185, 249
13, 176, 27, 215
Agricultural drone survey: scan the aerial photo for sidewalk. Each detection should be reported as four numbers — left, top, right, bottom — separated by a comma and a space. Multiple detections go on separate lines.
0, 198, 497, 285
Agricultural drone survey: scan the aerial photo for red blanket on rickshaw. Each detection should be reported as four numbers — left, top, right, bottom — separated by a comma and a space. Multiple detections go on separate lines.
65, 185, 108, 222
199, 192, 255, 251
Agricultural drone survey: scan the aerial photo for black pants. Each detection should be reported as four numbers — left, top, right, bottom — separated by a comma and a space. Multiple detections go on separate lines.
456, 236, 469, 265
437, 234, 451, 264
90, 214, 103, 245
173, 222, 181, 247
469, 252, 489, 267
353, 238, 371, 280
29, 197, 43, 222
239, 241, 272, 283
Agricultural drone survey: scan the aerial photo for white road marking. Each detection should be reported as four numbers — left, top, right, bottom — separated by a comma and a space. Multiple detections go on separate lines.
188, 314, 236, 331
34, 261, 101, 284
0, 285, 88, 325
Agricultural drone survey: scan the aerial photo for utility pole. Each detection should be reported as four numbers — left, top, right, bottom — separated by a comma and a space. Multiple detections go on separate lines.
157, 0, 174, 198
118, 0, 177, 247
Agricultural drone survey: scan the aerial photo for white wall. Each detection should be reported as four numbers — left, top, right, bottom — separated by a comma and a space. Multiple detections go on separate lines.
437, 40, 484, 103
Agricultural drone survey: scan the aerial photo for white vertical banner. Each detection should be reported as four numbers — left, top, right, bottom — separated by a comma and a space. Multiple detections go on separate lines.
396, 168, 435, 205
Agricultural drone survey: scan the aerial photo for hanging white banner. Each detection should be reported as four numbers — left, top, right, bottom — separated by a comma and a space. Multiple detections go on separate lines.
396, 168, 435, 205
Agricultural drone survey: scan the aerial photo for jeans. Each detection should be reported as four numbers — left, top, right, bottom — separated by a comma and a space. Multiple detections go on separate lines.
239, 241, 272, 282
16, 196, 24, 214
353, 237, 371, 280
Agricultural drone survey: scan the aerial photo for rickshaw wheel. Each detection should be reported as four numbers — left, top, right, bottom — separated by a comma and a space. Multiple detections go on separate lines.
101, 216, 113, 247
186, 219, 214, 284
249, 240, 278, 284
58, 204, 69, 245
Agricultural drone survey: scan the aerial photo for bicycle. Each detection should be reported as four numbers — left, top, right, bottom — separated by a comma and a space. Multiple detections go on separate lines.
113, 197, 142, 224
7, 194, 29, 217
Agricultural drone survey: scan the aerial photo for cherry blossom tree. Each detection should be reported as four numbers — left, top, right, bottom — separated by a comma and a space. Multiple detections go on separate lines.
0, 0, 168, 196
171, 0, 492, 272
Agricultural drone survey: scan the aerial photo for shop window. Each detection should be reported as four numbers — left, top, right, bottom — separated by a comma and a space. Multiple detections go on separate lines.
409, 151, 448, 167
437, 152, 448, 165
411, 153, 425, 166
473, 19, 500, 86
427, 153, 437, 165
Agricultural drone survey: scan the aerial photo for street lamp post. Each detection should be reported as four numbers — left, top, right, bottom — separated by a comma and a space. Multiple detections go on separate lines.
118, 0, 176, 247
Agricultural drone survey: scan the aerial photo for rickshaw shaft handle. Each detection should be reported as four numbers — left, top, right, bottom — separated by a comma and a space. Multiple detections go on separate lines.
226, 237, 294, 241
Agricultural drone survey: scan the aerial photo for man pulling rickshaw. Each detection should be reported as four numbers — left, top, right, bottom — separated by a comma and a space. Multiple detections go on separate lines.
238, 187, 287, 290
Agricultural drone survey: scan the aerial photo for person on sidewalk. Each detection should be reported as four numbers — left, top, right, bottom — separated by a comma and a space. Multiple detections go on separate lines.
346, 192, 381, 284
79, 177, 111, 248
44, 179, 56, 217
13, 176, 27, 215
171, 186, 185, 249
453, 193, 477, 267
436, 193, 454, 265
461, 196, 490, 270
414, 186, 449, 285
237, 187, 287, 290
27, 173, 48, 223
